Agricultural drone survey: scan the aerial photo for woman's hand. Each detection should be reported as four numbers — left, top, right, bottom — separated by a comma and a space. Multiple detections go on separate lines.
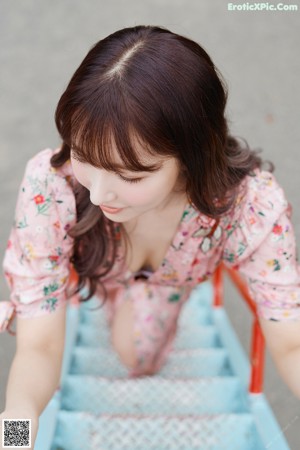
0, 409, 39, 450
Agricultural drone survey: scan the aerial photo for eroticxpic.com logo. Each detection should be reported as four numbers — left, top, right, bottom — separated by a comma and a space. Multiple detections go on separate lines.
227, 2, 298, 11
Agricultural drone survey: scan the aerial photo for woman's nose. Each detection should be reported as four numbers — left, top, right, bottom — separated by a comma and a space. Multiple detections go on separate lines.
104, 191, 118, 204
89, 185, 117, 206
87, 169, 118, 206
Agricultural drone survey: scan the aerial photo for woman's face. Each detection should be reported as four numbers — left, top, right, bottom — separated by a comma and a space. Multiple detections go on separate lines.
70, 142, 186, 223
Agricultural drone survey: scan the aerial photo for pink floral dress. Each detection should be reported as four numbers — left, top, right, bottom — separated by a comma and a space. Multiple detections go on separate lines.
1, 148, 300, 375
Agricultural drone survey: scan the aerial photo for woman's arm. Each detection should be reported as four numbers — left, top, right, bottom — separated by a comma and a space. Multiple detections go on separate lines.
1, 305, 66, 449
260, 318, 300, 398
5, 305, 66, 414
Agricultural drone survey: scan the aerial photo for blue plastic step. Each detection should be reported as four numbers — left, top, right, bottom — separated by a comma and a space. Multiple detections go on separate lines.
51, 411, 265, 450
60, 375, 249, 415
69, 346, 233, 378
76, 322, 222, 349
79, 301, 214, 327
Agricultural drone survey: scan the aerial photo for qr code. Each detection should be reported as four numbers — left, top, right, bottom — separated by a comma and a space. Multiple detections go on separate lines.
2, 419, 31, 448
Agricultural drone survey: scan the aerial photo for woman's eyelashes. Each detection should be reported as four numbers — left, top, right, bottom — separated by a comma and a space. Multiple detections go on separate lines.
117, 173, 143, 183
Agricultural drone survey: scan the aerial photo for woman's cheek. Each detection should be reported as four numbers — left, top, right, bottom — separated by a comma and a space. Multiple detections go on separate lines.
70, 159, 90, 188
123, 187, 150, 205
122, 181, 157, 205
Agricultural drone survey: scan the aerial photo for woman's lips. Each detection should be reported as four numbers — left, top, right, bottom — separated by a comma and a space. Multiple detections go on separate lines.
100, 205, 125, 214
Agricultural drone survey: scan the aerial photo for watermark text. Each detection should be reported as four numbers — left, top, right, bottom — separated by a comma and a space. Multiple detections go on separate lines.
228, 2, 298, 11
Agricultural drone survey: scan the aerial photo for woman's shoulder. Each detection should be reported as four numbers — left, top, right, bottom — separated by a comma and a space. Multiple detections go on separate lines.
221, 168, 292, 263
13, 147, 77, 234
184, 168, 289, 243
244, 168, 287, 196
233, 168, 290, 221
21, 147, 77, 209
25, 147, 75, 185
186, 168, 289, 233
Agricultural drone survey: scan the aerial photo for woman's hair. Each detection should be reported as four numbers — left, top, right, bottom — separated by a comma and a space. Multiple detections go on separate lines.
51, 25, 269, 303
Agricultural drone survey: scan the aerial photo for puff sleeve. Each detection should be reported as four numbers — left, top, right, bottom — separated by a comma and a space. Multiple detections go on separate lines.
0, 148, 77, 333
222, 169, 300, 322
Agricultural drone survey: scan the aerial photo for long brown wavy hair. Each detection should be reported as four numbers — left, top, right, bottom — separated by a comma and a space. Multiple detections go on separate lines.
51, 25, 269, 304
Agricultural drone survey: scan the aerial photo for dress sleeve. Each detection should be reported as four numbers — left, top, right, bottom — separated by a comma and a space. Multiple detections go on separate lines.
0, 148, 77, 333
222, 169, 300, 322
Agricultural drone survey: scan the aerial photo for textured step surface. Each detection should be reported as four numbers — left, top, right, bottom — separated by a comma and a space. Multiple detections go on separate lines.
61, 375, 249, 414
52, 411, 265, 450
69, 346, 233, 377
76, 322, 222, 349
79, 300, 214, 328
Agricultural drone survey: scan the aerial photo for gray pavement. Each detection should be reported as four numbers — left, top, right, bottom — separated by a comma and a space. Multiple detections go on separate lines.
0, 1, 299, 448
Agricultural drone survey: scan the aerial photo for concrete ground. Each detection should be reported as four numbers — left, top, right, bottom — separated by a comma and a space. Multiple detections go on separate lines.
0, 1, 299, 448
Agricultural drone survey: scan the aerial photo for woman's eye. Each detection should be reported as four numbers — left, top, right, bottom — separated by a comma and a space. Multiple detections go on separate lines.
117, 174, 143, 184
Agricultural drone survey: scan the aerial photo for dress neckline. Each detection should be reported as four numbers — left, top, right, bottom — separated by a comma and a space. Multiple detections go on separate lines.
122, 201, 194, 281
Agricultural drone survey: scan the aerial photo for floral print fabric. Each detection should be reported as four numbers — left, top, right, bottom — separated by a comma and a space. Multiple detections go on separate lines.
1, 148, 300, 339
0, 148, 77, 332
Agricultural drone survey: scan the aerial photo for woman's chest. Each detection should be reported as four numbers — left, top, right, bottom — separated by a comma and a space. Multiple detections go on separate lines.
122, 219, 179, 273
119, 199, 189, 274
113, 201, 226, 285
